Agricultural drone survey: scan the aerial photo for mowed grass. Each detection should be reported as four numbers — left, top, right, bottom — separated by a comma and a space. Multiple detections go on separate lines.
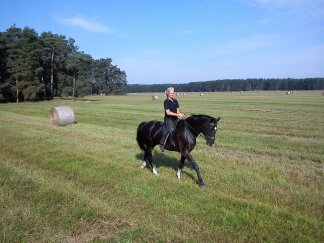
0, 91, 323, 242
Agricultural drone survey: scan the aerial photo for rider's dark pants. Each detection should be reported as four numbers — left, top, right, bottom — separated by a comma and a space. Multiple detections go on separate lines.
160, 117, 177, 146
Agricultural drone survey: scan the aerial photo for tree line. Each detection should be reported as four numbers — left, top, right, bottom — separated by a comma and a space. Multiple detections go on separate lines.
0, 25, 127, 103
126, 78, 324, 93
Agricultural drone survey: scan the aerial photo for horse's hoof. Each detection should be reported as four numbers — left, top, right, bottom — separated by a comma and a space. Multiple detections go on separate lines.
152, 168, 159, 176
199, 183, 206, 189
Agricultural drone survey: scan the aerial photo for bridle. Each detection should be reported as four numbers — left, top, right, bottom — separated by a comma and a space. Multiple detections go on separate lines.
183, 117, 216, 142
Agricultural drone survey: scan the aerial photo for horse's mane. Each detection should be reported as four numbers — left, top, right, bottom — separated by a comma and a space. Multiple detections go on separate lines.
187, 114, 212, 119
186, 114, 217, 123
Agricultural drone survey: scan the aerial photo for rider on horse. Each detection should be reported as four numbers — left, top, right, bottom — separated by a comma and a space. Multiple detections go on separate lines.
159, 87, 185, 152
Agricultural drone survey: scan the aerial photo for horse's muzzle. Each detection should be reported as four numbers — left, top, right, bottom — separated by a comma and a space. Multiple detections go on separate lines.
206, 141, 215, 147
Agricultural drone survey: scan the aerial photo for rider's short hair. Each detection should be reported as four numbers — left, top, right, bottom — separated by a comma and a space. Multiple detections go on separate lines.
165, 87, 174, 96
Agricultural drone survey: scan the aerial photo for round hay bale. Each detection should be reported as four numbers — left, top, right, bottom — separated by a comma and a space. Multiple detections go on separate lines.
49, 106, 76, 126
152, 95, 159, 100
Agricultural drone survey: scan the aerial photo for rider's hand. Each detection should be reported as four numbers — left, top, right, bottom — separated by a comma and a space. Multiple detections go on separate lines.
178, 113, 185, 119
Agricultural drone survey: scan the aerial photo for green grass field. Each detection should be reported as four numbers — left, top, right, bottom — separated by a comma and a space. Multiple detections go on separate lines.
0, 91, 323, 242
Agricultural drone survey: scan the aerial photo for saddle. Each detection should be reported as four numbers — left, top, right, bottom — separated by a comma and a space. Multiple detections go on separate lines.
160, 119, 180, 129
160, 119, 180, 147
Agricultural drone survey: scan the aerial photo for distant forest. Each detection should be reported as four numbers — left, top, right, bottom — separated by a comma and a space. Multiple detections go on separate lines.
0, 25, 127, 103
126, 78, 324, 93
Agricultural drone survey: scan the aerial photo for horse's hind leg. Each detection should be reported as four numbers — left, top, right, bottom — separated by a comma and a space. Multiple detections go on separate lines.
144, 149, 159, 176
177, 155, 186, 179
140, 147, 151, 169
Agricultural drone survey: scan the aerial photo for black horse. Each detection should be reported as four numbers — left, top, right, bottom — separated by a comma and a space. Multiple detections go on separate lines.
136, 114, 221, 188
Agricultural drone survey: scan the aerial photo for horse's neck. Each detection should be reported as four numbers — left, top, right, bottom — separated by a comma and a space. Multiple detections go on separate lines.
186, 117, 203, 135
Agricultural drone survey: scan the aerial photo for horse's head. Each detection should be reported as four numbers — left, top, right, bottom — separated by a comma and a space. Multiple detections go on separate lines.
187, 115, 221, 147
201, 116, 221, 147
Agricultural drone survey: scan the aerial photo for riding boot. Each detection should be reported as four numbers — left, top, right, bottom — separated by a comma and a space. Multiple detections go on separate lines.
160, 131, 171, 152
159, 134, 167, 152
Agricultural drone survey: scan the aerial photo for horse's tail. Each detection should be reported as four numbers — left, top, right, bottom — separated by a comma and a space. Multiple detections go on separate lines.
136, 122, 148, 151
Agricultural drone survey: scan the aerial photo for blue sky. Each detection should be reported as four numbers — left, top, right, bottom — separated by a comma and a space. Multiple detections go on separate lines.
1, 0, 324, 84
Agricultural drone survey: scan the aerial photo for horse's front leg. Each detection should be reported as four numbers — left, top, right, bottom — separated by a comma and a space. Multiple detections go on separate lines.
182, 151, 205, 188
177, 155, 186, 179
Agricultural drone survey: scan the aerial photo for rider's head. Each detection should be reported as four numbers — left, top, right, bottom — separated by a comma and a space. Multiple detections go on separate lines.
165, 87, 175, 99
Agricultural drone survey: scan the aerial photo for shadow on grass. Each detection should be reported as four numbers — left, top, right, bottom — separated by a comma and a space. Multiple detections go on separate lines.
135, 152, 198, 184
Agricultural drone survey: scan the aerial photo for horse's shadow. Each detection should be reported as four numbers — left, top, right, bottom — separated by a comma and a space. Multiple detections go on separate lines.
135, 152, 198, 184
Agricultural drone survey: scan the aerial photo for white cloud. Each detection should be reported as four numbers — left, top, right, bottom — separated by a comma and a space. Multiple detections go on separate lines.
206, 35, 281, 57
181, 30, 193, 34
117, 39, 324, 83
56, 16, 111, 33
204, 43, 324, 79
246, 0, 324, 17
115, 55, 185, 83
274, 44, 324, 74
247, 0, 313, 8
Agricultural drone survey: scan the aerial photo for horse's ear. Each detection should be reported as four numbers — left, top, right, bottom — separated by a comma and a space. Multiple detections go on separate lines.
216, 117, 221, 122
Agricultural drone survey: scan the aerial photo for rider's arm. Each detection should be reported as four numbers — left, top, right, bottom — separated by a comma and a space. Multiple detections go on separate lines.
165, 109, 182, 118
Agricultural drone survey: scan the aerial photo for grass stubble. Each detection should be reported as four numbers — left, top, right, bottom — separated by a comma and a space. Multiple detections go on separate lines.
0, 91, 323, 242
